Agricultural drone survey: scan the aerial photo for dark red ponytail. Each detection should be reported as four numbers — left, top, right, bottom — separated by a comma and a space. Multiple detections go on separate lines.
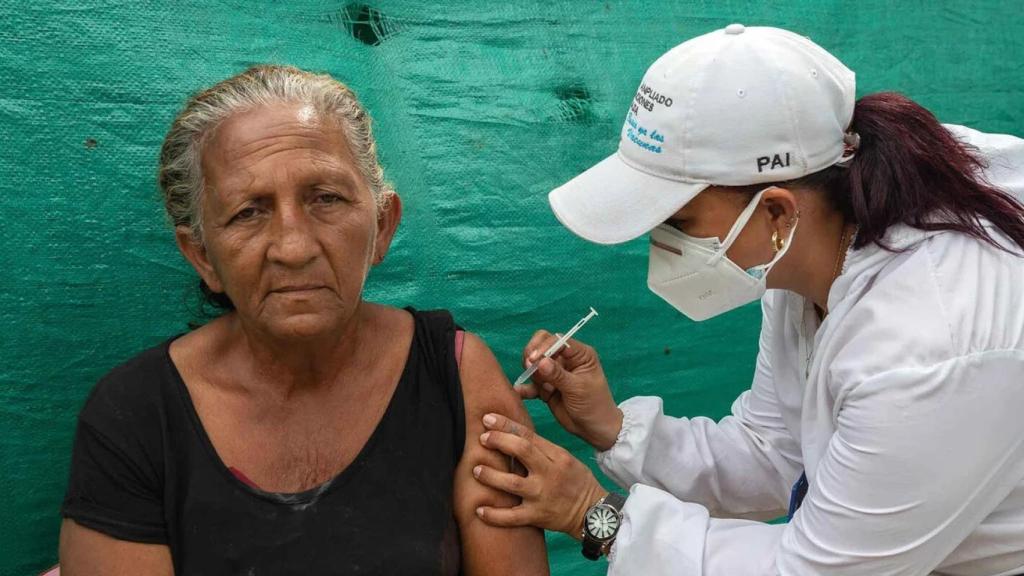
799, 92, 1024, 252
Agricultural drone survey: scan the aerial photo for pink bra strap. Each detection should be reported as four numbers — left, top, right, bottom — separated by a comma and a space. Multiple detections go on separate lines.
455, 330, 465, 369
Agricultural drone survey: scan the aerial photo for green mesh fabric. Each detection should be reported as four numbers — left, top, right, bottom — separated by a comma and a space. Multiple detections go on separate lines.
1, 2, 1022, 574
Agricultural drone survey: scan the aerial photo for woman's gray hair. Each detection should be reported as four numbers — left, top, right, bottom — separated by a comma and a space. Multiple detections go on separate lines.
158, 64, 393, 244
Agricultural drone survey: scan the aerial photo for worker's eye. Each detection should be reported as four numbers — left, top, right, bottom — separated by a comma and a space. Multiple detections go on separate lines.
665, 218, 687, 231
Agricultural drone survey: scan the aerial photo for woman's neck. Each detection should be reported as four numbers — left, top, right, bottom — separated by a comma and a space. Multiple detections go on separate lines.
226, 303, 374, 399
772, 216, 854, 313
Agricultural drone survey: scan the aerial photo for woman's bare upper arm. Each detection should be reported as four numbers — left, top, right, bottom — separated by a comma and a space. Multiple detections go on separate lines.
453, 332, 550, 576
59, 519, 173, 576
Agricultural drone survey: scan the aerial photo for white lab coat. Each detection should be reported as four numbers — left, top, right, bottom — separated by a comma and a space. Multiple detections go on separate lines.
596, 126, 1024, 576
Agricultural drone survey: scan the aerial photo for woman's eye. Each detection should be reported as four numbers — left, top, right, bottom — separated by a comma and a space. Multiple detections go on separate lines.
231, 207, 260, 222
314, 193, 344, 205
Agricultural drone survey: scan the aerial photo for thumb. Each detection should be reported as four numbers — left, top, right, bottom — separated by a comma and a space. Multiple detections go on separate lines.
534, 357, 576, 392
513, 383, 540, 400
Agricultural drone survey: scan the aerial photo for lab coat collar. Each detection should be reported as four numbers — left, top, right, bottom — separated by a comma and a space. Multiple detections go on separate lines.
828, 224, 946, 314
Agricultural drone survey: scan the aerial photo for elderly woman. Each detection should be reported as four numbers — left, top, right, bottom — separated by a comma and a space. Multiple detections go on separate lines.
58, 65, 548, 575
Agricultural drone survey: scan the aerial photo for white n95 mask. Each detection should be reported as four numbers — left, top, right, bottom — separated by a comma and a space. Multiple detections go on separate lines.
647, 189, 797, 321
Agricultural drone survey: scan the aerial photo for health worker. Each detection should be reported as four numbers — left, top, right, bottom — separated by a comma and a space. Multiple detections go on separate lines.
470, 24, 1024, 576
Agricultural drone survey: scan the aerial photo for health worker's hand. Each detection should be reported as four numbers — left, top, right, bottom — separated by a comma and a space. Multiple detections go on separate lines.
516, 331, 623, 451
473, 413, 607, 539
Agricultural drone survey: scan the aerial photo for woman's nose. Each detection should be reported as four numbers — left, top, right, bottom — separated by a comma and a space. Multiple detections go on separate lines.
266, 204, 320, 268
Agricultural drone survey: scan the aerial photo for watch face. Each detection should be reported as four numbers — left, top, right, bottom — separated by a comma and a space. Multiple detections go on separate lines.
585, 504, 620, 540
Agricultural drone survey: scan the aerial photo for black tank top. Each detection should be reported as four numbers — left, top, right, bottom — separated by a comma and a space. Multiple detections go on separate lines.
62, 309, 466, 575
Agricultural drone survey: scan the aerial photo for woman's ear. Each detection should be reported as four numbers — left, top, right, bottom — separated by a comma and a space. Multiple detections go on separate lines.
761, 187, 800, 231
372, 192, 403, 265
175, 226, 224, 293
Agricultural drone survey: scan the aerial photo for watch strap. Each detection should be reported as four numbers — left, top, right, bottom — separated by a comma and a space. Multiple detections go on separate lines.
582, 534, 604, 560
603, 491, 627, 514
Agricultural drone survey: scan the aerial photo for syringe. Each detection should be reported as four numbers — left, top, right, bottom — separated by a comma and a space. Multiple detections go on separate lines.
513, 307, 598, 387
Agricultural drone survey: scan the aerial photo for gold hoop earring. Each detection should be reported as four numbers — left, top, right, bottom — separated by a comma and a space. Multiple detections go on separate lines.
772, 231, 786, 253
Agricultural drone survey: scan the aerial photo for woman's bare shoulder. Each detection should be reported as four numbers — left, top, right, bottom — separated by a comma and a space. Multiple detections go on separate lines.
458, 332, 531, 429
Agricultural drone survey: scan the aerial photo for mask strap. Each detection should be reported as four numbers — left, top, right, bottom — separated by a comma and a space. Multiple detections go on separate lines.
751, 218, 799, 276
708, 188, 771, 264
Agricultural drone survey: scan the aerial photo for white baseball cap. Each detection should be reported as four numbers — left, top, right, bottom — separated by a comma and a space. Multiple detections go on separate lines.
549, 24, 856, 245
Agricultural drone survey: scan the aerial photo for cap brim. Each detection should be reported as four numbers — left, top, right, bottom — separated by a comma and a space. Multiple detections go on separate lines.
548, 152, 708, 245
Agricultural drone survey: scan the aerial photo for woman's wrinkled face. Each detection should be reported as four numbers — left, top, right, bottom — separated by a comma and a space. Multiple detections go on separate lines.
180, 104, 397, 340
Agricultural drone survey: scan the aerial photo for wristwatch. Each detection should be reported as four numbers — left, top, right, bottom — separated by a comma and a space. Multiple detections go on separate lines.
581, 492, 627, 560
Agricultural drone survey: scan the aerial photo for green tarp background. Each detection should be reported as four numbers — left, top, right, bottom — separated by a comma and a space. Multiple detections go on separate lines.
1, 1, 1021, 574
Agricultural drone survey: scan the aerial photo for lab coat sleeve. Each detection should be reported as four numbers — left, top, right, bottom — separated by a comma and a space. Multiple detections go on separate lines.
597, 296, 803, 518
944, 123, 1024, 201
605, 350, 1024, 575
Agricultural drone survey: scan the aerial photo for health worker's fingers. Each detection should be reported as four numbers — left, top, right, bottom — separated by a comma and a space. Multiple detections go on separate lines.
479, 431, 548, 472
523, 330, 555, 368
472, 465, 538, 498
482, 414, 563, 460
475, 504, 533, 528
513, 382, 541, 400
